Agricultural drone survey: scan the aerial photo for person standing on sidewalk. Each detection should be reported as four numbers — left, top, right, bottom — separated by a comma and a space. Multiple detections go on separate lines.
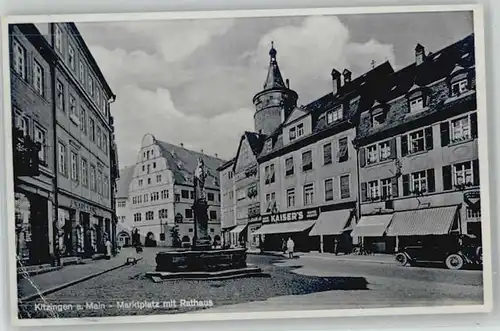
287, 237, 295, 259
333, 238, 339, 256
105, 238, 112, 260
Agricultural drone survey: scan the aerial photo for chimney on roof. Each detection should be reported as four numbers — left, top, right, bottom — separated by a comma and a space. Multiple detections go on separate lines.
331, 69, 341, 95
286, 79, 290, 89
180, 143, 184, 148
415, 43, 426, 66
343, 69, 352, 84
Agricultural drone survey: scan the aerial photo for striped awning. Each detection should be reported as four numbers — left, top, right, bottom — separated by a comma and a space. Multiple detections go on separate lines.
253, 220, 315, 235
352, 214, 393, 237
309, 209, 353, 236
386, 205, 459, 237
230, 224, 247, 234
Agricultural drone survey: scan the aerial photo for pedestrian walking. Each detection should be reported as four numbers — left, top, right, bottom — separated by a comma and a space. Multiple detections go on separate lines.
286, 237, 295, 259
281, 238, 287, 255
333, 238, 339, 256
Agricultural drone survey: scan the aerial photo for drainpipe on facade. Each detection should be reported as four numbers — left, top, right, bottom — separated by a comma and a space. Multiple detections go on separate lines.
351, 122, 362, 249
51, 48, 60, 267
108, 94, 117, 255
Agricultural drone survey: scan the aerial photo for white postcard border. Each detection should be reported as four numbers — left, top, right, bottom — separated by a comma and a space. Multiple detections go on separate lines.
1, 4, 492, 327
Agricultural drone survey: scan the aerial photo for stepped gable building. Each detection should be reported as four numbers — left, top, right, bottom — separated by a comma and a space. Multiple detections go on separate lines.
123, 134, 224, 247
10, 23, 119, 264
254, 59, 394, 253
353, 34, 478, 253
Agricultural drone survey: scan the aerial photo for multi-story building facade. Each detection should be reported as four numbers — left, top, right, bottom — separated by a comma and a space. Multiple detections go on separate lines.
118, 134, 224, 247
115, 165, 134, 247
354, 34, 478, 253
218, 159, 236, 246
230, 132, 267, 249
10, 24, 57, 265
36, 23, 118, 258
9, 23, 118, 263
255, 61, 394, 253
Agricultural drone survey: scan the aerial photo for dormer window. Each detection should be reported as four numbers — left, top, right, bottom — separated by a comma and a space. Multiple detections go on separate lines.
289, 127, 296, 141
370, 102, 387, 128
326, 105, 343, 124
451, 79, 468, 97
407, 84, 427, 113
296, 123, 304, 137
410, 96, 424, 112
449, 64, 470, 97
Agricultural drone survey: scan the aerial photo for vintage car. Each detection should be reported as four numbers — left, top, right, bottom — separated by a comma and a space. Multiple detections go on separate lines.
395, 234, 482, 270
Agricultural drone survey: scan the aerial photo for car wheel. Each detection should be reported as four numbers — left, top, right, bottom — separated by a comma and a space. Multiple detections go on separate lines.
395, 253, 409, 266
476, 246, 483, 262
445, 254, 464, 270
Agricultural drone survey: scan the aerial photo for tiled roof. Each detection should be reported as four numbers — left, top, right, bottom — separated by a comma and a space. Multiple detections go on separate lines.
258, 61, 394, 160
244, 131, 267, 156
357, 34, 475, 141
157, 140, 226, 188
217, 157, 235, 171
116, 165, 135, 198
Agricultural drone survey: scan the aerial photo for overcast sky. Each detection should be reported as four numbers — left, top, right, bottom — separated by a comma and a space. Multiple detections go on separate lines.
77, 11, 473, 167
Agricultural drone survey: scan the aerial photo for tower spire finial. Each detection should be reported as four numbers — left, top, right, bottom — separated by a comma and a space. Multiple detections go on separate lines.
269, 40, 277, 61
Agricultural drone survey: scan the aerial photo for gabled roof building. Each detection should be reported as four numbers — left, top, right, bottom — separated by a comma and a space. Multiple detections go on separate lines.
353, 34, 479, 253
116, 134, 225, 247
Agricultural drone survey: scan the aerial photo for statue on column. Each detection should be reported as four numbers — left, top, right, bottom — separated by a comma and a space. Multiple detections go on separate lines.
194, 157, 207, 201
192, 157, 210, 250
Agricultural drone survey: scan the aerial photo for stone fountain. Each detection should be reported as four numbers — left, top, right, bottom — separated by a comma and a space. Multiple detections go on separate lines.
146, 158, 264, 281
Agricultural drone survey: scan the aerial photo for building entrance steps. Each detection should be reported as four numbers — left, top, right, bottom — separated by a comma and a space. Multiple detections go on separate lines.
18, 250, 132, 301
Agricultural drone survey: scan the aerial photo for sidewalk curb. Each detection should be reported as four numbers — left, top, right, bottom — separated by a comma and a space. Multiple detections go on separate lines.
19, 257, 143, 302
304, 255, 395, 265
248, 251, 395, 265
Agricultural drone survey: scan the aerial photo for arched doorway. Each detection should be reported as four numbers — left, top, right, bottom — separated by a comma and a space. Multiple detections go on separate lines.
117, 231, 131, 247
181, 235, 191, 248
145, 232, 157, 247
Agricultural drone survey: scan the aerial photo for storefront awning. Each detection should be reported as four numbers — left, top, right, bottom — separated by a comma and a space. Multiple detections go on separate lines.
352, 214, 393, 237
230, 224, 247, 234
309, 209, 353, 236
253, 220, 315, 235
222, 225, 237, 232
386, 205, 459, 237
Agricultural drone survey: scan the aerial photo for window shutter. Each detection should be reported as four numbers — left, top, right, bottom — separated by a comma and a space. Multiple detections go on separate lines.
389, 138, 397, 159
442, 165, 452, 190
391, 176, 399, 197
425, 127, 433, 150
440, 122, 450, 147
359, 147, 366, 167
473, 159, 480, 186
402, 174, 410, 196
401, 135, 408, 157
361, 182, 368, 202
471, 113, 478, 138
427, 168, 435, 193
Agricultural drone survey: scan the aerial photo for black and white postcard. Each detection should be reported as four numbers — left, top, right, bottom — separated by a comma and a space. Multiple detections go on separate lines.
1, 4, 492, 326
